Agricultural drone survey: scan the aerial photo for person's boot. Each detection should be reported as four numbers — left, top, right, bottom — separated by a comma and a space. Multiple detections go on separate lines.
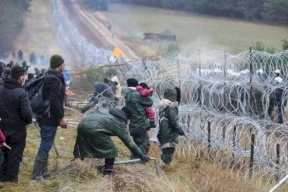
103, 167, 113, 175
104, 158, 115, 176
0, 181, 3, 188
30, 156, 48, 181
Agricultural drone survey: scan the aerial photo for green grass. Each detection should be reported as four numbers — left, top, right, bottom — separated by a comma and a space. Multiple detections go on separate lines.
106, 4, 288, 55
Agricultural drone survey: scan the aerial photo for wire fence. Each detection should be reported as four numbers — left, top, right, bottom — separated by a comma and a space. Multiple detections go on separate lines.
60, 47, 288, 184
50, 0, 288, 183
50, 0, 111, 65
111, 49, 288, 182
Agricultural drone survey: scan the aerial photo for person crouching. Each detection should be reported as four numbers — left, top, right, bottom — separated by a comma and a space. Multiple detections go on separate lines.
73, 107, 150, 174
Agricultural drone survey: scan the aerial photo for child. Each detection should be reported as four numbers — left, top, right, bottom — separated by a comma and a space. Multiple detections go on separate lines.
136, 82, 156, 128
157, 87, 188, 165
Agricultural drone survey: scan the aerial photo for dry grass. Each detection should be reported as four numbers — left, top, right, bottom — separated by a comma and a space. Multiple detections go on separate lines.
2, 108, 286, 192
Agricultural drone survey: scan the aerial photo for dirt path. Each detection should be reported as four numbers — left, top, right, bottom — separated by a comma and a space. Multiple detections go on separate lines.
63, 0, 107, 49
63, 0, 139, 61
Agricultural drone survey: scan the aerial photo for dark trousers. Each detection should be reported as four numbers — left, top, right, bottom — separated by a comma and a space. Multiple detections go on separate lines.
277, 103, 284, 123
161, 148, 175, 165
104, 158, 115, 174
131, 131, 150, 159
0, 130, 26, 182
64, 95, 70, 107
0, 150, 3, 168
276, 97, 286, 123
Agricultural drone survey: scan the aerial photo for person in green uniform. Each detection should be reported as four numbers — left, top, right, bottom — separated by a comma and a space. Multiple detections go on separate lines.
124, 78, 153, 159
158, 87, 188, 165
73, 107, 150, 174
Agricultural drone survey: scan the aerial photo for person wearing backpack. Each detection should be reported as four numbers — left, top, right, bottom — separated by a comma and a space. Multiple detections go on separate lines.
0, 65, 33, 183
31, 55, 68, 181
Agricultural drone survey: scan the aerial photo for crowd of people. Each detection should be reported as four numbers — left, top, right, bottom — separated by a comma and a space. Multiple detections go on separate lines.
74, 76, 188, 173
1, 50, 47, 67
0, 49, 49, 88
0, 54, 68, 186
0, 53, 189, 188
0, 50, 287, 189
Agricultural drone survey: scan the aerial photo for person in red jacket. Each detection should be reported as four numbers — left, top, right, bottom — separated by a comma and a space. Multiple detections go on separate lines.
0, 130, 11, 150
135, 82, 156, 128
0, 129, 12, 188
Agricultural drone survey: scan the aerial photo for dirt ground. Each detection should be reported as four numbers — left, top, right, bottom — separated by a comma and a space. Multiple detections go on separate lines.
63, 0, 142, 61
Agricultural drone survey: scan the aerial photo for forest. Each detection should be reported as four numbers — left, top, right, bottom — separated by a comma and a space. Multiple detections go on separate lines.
86, 0, 288, 25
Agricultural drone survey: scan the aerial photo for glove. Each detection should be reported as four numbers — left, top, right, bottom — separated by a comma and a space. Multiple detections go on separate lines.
144, 120, 156, 131
140, 155, 150, 162
144, 126, 151, 131
149, 120, 156, 128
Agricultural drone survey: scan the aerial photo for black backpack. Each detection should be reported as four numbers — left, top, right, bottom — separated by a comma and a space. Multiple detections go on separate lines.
24, 73, 59, 118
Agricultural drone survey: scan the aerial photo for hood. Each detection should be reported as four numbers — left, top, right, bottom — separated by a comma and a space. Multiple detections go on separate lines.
93, 81, 110, 89
164, 88, 177, 102
158, 99, 178, 110
109, 108, 128, 122
111, 76, 120, 87
27, 67, 36, 75
47, 68, 64, 82
111, 76, 119, 83
3, 79, 22, 89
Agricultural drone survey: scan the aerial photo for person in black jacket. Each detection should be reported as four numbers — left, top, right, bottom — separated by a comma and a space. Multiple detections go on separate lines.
31, 55, 68, 181
0, 65, 33, 183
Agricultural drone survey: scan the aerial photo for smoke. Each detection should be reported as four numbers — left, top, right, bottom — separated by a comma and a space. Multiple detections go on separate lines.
180, 36, 232, 57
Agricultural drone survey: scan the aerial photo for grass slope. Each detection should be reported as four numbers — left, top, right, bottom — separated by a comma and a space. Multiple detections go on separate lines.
4, 117, 277, 192
106, 4, 288, 56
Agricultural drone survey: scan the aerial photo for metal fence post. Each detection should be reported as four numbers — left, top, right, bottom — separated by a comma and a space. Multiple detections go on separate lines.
249, 133, 255, 178
276, 144, 280, 181
222, 126, 226, 141
232, 126, 236, 166
208, 121, 211, 152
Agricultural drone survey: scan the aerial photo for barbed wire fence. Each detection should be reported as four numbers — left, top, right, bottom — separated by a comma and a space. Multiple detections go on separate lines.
56, 48, 288, 188
109, 49, 288, 183
48, 0, 288, 186
50, 0, 111, 65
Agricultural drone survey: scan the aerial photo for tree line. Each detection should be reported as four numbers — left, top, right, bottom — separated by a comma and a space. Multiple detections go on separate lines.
86, 0, 288, 25
0, 0, 32, 53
